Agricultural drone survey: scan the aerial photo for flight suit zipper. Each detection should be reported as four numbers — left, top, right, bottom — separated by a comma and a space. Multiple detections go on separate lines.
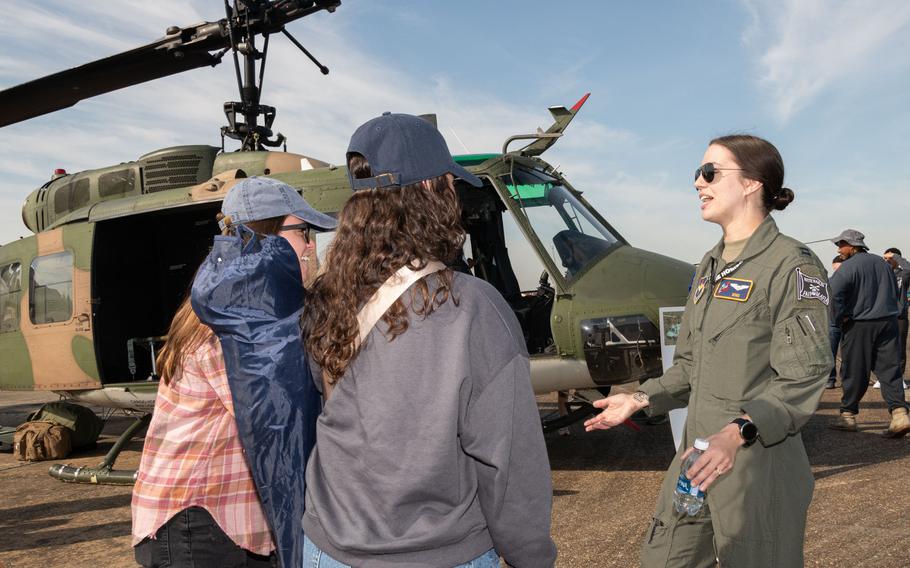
708, 301, 765, 344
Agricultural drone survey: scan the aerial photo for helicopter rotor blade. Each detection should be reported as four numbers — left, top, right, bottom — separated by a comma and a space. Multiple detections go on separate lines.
0, 23, 230, 128
0, 0, 340, 128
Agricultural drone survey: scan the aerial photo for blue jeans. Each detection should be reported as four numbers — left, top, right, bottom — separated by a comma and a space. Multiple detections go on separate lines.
302, 534, 499, 568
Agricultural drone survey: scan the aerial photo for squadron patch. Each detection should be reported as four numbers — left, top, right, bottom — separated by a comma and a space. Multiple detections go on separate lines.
693, 276, 709, 304
713, 278, 754, 302
796, 268, 829, 305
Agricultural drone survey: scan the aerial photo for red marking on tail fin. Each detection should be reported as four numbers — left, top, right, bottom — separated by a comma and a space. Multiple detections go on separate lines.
570, 92, 591, 113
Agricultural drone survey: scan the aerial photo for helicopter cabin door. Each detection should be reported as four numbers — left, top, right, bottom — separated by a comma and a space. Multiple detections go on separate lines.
16, 224, 100, 391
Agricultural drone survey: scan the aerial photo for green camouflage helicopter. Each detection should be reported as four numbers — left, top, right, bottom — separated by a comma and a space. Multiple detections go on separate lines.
0, 0, 693, 484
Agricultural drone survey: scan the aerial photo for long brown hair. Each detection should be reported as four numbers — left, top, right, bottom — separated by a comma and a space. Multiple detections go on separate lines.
303, 154, 465, 383
157, 215, 286, 384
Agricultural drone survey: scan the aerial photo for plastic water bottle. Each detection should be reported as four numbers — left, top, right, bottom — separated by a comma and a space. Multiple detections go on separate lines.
673, 438, 709, 516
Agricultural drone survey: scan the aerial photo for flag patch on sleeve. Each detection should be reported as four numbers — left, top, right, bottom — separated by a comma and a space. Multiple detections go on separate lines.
796, 268, 829, 305
713, 278, 754, 302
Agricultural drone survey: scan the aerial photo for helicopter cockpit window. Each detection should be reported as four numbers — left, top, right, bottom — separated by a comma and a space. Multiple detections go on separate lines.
0, 262, 22, 332
499, 166, 619, 281
99, 169, 136, 198
29, 252, 73, 325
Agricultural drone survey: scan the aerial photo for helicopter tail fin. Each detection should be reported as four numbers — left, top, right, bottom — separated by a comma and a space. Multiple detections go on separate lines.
516, 92, 590, 157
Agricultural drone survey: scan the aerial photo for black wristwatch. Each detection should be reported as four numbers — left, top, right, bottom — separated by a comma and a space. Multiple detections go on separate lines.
731, 418, 758, 447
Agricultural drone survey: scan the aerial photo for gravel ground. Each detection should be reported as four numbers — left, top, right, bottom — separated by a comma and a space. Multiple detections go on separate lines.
1, 382, 908, 568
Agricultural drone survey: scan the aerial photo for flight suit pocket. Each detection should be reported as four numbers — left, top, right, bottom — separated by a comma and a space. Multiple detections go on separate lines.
708, 300, 766, 344
704, 299, 770, 401
640, 516, 671, 567
778, 313, 832, 376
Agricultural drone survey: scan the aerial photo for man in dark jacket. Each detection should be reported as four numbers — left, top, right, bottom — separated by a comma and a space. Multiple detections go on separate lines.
884, 247, 910, 388
828, 229, 910, 437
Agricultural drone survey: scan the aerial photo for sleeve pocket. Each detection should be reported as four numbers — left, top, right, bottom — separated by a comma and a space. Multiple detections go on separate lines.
778, 313, 832, 376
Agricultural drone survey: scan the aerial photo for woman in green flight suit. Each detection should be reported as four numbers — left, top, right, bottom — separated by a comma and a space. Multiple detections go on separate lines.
585, 134, 832, 567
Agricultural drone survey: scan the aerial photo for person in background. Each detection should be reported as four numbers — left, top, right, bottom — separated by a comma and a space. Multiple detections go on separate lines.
585, 134, 831, 567
828, 230, 909, 437
827, 255, 844, 389
302, 113, 557, 568
883, 247, 909, 389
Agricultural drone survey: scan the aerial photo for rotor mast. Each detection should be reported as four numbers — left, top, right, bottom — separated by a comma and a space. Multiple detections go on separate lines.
221, 0, 333, 151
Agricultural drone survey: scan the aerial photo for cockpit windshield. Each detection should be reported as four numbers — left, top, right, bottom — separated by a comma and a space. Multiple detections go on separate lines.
499, 165, 620, 281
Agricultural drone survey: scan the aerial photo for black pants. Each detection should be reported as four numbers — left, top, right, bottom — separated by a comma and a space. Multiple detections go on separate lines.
840, 317, 908, 414
829, 325, 842, 381
135, 506, 276, 568
898, 317, 908, 378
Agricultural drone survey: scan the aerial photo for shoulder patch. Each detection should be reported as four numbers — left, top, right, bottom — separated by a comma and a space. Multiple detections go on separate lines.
798, 246, 812, 258
796, 267, 829, 305
714, 277, 754, 302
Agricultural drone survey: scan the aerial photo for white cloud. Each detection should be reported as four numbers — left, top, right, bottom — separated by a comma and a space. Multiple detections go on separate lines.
5, 1, 901, 270
743, 0, 910, 123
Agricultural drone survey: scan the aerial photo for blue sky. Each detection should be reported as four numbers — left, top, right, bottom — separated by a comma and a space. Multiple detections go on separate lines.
1, 0, 909, 267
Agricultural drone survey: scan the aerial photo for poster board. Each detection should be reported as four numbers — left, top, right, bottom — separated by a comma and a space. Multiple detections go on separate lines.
658, 306, 687, 450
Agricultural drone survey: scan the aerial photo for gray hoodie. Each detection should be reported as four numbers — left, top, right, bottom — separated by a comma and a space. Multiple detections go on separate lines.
303, 272, 557, 567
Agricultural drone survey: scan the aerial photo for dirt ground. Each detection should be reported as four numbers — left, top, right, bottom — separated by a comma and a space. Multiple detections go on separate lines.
1, 384, 909, 568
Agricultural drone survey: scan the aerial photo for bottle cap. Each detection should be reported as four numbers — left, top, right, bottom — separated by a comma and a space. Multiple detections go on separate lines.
694, 438, 710, 451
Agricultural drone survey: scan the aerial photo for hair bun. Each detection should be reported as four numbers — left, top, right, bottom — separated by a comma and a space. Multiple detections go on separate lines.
774, 187, 795, 210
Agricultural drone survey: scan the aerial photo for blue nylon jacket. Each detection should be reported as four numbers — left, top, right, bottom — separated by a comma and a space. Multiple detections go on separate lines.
191, 228, 321, 568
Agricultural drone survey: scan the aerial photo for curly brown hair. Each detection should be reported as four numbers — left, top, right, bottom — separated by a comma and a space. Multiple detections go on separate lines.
302, 153, 465, 383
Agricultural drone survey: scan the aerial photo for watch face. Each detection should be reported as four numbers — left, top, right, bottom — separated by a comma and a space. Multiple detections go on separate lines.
741, 421, 758, 441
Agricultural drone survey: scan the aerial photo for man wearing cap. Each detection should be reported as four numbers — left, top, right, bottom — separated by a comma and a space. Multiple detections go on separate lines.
828, 229, 910, 437
883, 248, 910, 389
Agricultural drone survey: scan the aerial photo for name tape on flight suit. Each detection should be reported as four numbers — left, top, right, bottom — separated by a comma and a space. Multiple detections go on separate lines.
694, 258, 752, 304
796, 268, 829, 305
713, 277, 754, 302
695, 260, 745, 304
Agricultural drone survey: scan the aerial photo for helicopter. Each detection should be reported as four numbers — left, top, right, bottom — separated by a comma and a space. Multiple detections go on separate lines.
0, 0, 694, 484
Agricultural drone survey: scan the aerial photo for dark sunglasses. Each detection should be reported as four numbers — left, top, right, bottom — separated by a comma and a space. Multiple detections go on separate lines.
694, 163, 743, 183
279, 222, 312, 244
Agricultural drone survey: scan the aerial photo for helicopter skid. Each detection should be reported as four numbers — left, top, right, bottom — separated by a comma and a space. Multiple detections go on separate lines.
58, 383, 158, 414
47, 413, 150, 486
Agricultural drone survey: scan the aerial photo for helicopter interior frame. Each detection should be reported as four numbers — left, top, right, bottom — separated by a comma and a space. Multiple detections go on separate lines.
91, 203, 221, 384
456, 179, 555, 357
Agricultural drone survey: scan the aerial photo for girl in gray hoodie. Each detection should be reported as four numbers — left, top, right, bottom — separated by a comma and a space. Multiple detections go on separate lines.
301, 113, 557, 568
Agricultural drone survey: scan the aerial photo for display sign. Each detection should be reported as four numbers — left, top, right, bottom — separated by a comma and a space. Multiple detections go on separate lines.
659, 306, 687, 450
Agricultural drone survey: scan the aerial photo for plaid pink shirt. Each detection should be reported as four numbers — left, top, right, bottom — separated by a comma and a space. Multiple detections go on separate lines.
131, 336, 274, 555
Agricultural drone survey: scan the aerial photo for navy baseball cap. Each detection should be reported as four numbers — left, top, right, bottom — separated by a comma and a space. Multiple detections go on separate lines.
219, 176, 337, 231
346, 112, 483, 191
